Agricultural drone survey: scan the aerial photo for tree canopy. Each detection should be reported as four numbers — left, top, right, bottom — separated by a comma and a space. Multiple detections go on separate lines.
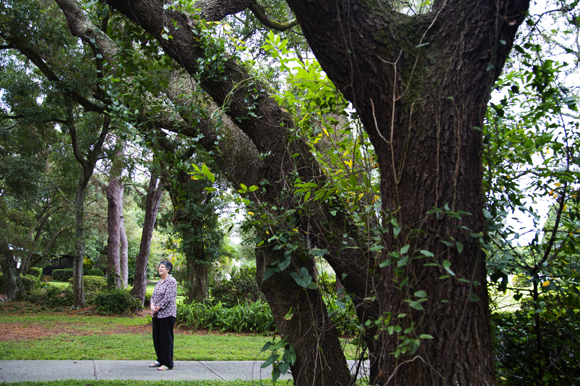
1, 0, 579, 385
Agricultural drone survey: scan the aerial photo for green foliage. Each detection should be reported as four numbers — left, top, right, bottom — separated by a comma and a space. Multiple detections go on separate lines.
28, 267, 42, 279
82, 275, 107, 293
20, 274, 39, 292
261, 338, 296, 382
176, 300, 276, 334
94, 288, 143, 315
52, 269, 74, 282
211, 267, 264, 305
87, 269, 104, 276
0, 273, 38, 293
493, 307, 580, 385
43, 285, 75, 308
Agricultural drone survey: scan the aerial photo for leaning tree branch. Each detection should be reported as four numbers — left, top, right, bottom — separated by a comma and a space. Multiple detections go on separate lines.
248, 0, 299, 31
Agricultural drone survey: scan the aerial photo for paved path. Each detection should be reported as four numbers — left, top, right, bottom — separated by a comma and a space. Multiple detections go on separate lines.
0, 360, 369, 383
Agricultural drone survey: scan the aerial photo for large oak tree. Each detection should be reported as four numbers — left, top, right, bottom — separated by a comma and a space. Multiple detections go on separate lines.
6, 0, 533, 384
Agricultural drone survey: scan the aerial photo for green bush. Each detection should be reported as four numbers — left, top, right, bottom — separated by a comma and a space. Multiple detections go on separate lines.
176, 299, 276, 333
27, 277, 109, 308
94, 288, 142, 314
493, 308, 580, 386
0, 273, 39, 293
20, 274, 39, 292
44, 285, 74, 308
28, 267, 42, 279
52, 268, 74, 282
87, 269, 104, 276
83, 275, 107, 292
211, 267, 265, 306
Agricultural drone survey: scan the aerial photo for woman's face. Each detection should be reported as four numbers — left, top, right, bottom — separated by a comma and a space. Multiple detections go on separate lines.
158, 264, 168, 277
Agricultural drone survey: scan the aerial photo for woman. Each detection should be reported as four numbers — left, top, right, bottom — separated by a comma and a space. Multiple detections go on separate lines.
149, 260, 177, 371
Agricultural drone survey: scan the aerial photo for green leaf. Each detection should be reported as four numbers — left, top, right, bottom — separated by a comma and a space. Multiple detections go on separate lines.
456, 241, 463, 253
397, 256, 409, 268
442, 260, 455, 276
400, 244, 410, 254
408, 301, 424, 311
469, 293, 481, 302
393, 227, 401, 239
414, 290, 427, 298
419, 334, 434, 339
409, 339, 421, 354
379, 259, 392, 268
263, 267, 276, 281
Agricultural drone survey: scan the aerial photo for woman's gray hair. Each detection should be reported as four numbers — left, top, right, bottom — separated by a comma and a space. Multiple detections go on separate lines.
157, 260, 173, 273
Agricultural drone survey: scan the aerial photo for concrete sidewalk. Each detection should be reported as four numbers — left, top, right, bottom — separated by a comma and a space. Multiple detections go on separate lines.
0, 360, 369, 383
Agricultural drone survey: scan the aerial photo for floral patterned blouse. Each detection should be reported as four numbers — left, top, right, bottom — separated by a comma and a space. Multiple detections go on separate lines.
151, 275, 177, 319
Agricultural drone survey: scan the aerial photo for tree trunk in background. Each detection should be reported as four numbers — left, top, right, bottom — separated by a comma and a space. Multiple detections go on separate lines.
0, 237, 26, 301
72, 167, 92, 308
185, 248, 209, 303
132, 174, 164, 305
107, 139, 125, 289
120, 209, 128, 287
107, 175, 123, 288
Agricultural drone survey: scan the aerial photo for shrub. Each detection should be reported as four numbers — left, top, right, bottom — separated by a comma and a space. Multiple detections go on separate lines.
211, 267, 265, 305
20, 274, 39, 292
0, 273, 39, 293
94, 288, 142, 314
493, 309, 580, 386
87, 269, 104, 276
28, 267, 42, 279
44, 285, 74, 308
52, 268, 74, 282
176, 299, 276, 334
83, 275, 107, 293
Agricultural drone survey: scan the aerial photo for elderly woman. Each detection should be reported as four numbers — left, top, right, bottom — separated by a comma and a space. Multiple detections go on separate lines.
149, 260, 177, 371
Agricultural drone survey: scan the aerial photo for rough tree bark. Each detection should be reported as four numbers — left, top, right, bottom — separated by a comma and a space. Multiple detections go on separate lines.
132, 173, 164, 305
285, 1, 530, 384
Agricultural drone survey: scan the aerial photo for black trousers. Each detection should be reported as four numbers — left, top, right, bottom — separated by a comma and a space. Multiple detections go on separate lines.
152, 316, 175, 368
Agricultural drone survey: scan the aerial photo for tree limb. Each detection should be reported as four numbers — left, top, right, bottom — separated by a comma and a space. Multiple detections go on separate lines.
248, 0, 298, 31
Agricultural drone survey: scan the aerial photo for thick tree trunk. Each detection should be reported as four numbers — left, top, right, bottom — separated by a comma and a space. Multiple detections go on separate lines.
286, 1, 530, 384
256, 248, 353, 385
132, 174, 164, 304
0, 237, 26, 301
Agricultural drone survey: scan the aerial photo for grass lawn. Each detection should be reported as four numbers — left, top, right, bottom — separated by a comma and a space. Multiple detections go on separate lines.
0, 306, 273, 361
